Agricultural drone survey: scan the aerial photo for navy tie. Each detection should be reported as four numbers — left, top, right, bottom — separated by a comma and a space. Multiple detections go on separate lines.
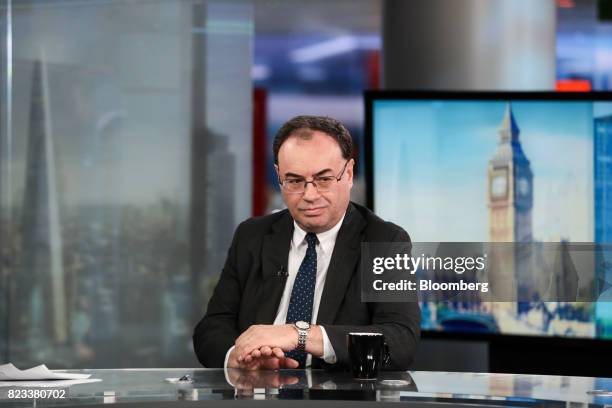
285, 232, 318, 367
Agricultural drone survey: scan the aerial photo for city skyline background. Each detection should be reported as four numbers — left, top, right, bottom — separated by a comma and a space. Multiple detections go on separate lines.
0, 1, 253, 368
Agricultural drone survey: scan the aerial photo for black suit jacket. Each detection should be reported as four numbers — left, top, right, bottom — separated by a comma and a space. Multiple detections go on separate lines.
193, 202, 420, 370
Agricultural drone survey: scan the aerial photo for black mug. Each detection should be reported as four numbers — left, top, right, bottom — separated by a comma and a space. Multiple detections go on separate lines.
347, 332, 388, 380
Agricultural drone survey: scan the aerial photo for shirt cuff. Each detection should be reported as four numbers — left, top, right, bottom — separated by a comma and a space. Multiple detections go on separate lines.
320, 326, 337, 364
224, 346, 235, 386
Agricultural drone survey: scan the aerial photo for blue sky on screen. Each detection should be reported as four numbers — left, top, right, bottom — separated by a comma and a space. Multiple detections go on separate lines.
373, 100, 595, 242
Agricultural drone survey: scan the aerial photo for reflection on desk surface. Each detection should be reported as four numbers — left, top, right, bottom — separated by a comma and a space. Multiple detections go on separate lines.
0, 369, 610, 407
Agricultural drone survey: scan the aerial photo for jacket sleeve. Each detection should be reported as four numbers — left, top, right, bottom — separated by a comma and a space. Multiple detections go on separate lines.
321, 228, 420, 371
193, 223, 245, 367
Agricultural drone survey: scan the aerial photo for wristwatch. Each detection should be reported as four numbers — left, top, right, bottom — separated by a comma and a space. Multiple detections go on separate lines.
293, 321, 311, 351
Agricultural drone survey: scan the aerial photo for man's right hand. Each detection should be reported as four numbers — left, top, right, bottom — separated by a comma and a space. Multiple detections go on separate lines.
228, 346, 299, 370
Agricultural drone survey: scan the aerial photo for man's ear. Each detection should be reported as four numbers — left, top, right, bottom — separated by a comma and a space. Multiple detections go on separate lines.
275, 164, 282, 184
346, 158, 355, 185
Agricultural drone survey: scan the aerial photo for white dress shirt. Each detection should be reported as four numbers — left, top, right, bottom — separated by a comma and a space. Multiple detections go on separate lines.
224, 213, 345, 368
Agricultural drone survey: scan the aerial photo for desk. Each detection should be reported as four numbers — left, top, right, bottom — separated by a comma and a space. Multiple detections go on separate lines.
0, 369, 611, 407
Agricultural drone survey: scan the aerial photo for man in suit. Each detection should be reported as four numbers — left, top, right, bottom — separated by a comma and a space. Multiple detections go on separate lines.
193, 115, 420, 371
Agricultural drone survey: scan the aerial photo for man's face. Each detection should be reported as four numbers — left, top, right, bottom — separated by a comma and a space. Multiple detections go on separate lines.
276, 130, 353, 233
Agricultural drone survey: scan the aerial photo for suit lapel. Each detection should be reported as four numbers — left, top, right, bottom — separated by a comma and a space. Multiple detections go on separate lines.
316, 204, 366, 325
256, 212, 293, 324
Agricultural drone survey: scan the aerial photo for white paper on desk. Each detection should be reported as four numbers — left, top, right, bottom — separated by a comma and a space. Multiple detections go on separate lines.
0, 364, 91, 381
0, 378, 101, 388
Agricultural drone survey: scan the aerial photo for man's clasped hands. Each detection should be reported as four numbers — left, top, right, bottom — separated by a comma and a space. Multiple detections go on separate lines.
227, 323, 324, 370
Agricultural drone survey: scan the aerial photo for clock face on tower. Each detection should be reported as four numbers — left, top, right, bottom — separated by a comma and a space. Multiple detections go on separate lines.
517, 177, 530, 197
490, 168, 508, 199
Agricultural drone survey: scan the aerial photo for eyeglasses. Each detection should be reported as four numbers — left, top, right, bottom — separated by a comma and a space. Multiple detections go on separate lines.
278, 160, 350, 194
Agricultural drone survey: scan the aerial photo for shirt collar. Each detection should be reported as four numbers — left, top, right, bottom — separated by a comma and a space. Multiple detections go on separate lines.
292, 213, 346, 256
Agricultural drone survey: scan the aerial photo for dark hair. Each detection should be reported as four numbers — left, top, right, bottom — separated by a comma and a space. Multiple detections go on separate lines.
272, 115, 353, 164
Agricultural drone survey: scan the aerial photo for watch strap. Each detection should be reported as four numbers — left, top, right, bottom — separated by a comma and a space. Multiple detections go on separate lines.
296, 329, 307, 351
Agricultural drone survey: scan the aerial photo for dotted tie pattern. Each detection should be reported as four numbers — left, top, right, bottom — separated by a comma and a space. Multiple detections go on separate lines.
285, 232, 318, 368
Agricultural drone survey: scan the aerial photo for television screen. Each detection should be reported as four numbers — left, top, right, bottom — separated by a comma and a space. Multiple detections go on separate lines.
366, 91, 612, 340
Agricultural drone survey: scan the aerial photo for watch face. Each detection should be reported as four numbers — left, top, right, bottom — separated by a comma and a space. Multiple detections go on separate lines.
295, 321, 310, 330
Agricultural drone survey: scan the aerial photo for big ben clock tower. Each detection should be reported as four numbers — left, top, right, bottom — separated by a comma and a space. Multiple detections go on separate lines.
488, 104, 533, 242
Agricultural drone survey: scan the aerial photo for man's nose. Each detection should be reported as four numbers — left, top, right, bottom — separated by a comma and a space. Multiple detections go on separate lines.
302, 181, 321, 201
